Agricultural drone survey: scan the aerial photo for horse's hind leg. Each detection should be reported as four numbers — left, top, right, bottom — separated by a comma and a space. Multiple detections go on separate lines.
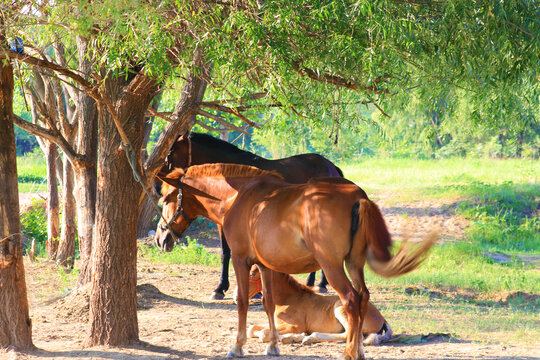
258, 266, 280, 356
345, 260, 370, 358
319, 265, 362, 360
210, 227, 230, 300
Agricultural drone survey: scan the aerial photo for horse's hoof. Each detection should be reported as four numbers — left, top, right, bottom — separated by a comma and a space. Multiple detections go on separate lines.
265, 344, 280, 356
210, 291, 225, 301
317, 286, 328, 294
301, 335, 315, 345
226, 345, 244, 358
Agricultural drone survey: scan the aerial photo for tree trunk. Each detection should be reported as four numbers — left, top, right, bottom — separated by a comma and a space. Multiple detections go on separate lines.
137, 95, 161, 239
74, 36, 98, 286
44, 142, 60, 258
87, 74, 158, 346
0, 55, 33, 350
137, 197, 158, 238
516, 130, 524, 158
56, 155, 76, 268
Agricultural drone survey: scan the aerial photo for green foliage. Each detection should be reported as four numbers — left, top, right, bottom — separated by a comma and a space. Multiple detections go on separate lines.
454, 182, 540, 252
20, 200, 48, 257
139, 237, 220, 267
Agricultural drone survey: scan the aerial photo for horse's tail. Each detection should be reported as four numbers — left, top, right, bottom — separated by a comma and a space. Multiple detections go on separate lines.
350, 199, 436, 278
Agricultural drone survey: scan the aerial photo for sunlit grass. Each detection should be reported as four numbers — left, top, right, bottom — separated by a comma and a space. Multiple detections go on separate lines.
366, 242, 540, 294
139, 237, 220, 267
340, 158, 539, 201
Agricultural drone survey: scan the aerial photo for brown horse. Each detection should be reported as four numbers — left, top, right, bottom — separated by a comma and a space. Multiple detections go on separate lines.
240, 266, 392, 346
155, 164, 436, 360
158, 132, 342, 299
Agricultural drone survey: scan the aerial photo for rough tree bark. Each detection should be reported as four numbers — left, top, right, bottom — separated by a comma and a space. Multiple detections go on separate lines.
56, 155, 76, 268
137, 95, 162, 239
87, 73, 159, 345
73, 36, 98, 286
0, 55, 33, 350
44, 142, 60, 258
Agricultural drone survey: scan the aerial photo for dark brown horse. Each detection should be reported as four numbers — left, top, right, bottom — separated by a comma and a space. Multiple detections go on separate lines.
155, 164, 436, 359
159, 132, 342, 299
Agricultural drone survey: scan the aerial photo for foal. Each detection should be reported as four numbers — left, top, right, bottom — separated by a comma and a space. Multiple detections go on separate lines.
155, 164, 436, 360
241, 266, 393, 346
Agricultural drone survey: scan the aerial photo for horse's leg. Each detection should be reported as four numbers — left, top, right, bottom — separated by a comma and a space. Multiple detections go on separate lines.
317, 270, 329, 293
345, 261, 370, 359
319, 266, 362, 360
227, 256, 250, 358
302, 305, 348, 345
210, 226, 230, 300
258, 266, 280, 356
249, 323, 304, 344
306, 271, 316, 287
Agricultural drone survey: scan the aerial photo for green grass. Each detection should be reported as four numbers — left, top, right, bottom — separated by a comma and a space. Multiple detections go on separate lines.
371, 284, 539, 345
17, 153, 47, 193
139, 237, 220, 267
366, 241, 540, 294
340, 158, 539, 201
17, 153, 47, 179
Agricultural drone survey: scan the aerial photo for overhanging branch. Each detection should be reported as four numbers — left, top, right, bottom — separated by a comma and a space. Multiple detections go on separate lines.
13, 114, 91, 169
292, 61, 390, 94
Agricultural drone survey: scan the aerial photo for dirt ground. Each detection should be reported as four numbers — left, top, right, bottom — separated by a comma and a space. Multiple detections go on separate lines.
4, 194, 539, 360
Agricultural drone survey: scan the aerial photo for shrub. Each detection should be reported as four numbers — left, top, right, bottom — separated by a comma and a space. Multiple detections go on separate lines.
20, 199, 48, 257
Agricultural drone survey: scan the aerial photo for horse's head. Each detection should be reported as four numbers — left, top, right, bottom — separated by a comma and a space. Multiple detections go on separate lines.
233, 266, 263, 303
154, 168, 197, 252
165, 133, 192, 171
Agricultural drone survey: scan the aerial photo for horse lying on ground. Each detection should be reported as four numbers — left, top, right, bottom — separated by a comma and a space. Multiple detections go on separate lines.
158, 132, 342, 299
155, 164, 436, 360
237, 266, 392, 346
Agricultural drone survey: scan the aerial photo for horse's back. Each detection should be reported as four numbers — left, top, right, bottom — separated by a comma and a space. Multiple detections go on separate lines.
269, 153, 342, 183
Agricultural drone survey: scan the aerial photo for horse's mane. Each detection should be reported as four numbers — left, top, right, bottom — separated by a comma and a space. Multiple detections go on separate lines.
185, 163, 284, 180
190, 132, 263, 159
281, 272, 317, 295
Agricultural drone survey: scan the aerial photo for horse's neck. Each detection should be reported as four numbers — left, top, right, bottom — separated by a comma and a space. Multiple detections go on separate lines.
193, 143, 268, 166
188, 177, 240, 225
271, 272, 313, 304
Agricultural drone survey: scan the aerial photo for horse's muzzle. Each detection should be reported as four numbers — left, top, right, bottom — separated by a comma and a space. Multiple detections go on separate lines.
155, 229, 175, 252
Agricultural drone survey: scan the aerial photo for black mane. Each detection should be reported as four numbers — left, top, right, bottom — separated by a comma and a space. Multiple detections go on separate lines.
189, 132, 264, 160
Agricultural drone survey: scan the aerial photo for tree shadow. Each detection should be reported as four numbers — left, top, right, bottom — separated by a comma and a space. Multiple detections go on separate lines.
17, 342, 201, 359
137, 283, 265, 312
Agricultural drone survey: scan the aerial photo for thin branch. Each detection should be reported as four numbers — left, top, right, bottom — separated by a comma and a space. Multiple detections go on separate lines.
505, 20, 533, 37
291, 61, 390, 94
196, 109, 251, 134
200, 102, 260, 128
202, 92, 267, 105
146, 107, 174, 122
13, 114, 90, 168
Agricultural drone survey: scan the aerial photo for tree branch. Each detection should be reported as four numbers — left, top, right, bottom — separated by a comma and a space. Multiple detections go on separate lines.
291, 61, 390, 94
200, 102, 260, 128
0, 49, 99, 100
196, 109, 251, 134
13, 114, 91, 169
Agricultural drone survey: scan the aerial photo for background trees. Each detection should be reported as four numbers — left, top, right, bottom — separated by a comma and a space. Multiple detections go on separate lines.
2, 0, 538, 349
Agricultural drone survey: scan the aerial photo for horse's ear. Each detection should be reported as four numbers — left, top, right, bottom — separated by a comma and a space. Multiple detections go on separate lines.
160, 176, 178, 187
157, 168, 185, 187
